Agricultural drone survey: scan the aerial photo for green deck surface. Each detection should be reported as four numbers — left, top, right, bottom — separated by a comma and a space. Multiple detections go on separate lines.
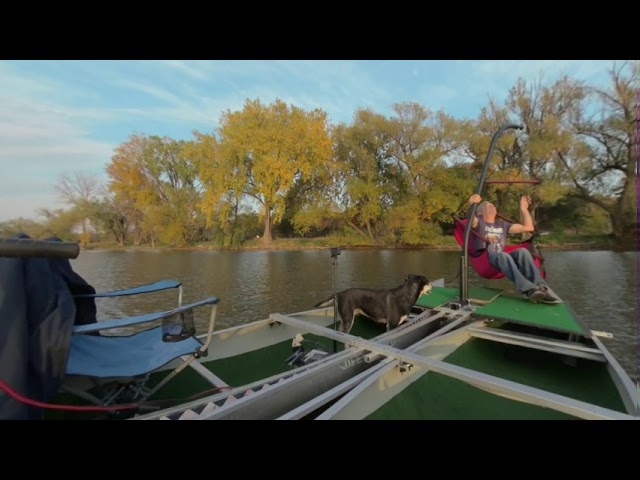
415, 286, 502, 309
473, 295, 587, 335
366, 337, 626, 420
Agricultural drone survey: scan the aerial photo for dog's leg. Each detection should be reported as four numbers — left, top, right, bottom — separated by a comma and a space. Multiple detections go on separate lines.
339, 299, 355, 334
383, 295, 398, 331
386, 302, 402, 331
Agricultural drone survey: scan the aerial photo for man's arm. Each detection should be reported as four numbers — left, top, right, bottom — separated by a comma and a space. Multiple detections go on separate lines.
468, 194, 481, 228
508, 195, 535, 234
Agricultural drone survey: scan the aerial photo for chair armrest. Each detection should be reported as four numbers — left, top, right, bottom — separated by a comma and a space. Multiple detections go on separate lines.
74, 280, 182, 298
73, 297, 219, 334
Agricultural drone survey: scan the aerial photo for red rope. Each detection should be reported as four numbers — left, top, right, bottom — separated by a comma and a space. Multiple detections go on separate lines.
0, 380, 232, 413
0, 380, 138, 412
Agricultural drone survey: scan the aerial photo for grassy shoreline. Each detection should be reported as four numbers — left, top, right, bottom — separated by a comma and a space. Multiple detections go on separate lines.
82, 233, 630, 253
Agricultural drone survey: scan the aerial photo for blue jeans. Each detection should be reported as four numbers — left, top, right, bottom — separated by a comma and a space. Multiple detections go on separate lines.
488, 248, 545, 294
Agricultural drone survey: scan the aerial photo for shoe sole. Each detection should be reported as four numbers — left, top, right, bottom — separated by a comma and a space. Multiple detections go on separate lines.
542, 298, 563, 304
528, 290, 546, 303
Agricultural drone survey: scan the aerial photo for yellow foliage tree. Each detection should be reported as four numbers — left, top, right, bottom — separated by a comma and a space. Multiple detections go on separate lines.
216, 99, 333, 244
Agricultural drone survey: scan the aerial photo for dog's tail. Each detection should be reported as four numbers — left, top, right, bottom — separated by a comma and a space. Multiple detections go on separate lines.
314, 295, 335, 308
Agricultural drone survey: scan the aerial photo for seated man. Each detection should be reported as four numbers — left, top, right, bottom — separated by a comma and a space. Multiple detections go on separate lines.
468, 194, 561, 304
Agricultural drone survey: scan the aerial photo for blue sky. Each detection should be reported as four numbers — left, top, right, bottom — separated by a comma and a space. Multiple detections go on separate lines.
0, 60, 623, 222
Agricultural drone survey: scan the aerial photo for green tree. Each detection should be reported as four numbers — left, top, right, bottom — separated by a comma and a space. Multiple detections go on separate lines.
333, 108, 395, 241
386, 103, 471, 238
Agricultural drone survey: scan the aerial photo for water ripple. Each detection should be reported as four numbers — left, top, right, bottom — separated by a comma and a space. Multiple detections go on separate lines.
71, 248, 637, 382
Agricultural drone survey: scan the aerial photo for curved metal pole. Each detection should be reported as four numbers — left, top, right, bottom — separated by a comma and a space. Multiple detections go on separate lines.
460, 123, 524, 305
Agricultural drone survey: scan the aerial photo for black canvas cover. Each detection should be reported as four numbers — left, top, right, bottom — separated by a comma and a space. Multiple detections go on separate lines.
0, 234, 96, 420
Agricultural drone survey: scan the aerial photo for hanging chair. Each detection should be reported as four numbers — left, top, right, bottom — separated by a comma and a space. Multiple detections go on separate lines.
453, 215, 546, 280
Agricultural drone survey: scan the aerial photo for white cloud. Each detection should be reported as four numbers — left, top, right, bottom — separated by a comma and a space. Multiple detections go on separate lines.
0, 99, 115, 169
465, 60, 617, 95
161, 60, 209, 80
0, 64, 116, 221
0, 62, 58, 97
116, 79, 188, 107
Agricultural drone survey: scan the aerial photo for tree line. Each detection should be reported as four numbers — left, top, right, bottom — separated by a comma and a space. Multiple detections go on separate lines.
2, 61, 636, 248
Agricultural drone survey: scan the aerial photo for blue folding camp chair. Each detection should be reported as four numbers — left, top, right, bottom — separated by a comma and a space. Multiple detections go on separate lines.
61, 280, 219, 407
74, 279, 185, 306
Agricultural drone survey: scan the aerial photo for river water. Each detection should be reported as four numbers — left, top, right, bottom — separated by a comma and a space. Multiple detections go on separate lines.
71, 248, 638, 383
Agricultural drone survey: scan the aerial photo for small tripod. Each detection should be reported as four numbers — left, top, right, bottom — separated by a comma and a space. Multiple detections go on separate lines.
331, 247, 341, 352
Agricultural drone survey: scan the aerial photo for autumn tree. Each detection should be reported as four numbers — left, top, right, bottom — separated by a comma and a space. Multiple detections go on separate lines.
107, 134, 205, 246
462, 98, 528, 216
0, 218, 48, 239
36, 208, 83, 241
91, 188, 130, 246
385, 103, 471, 244
279, 159, 342, 238
54, 172, 101, 246
503, 75, 586, 225
189, 131, 248, 247
560, 61, 637, 240
331, 104, 473, 245
106, 134, 149, 245
215, 99, 333, 245
143, 136, 204, 246
462, 75, 579, 229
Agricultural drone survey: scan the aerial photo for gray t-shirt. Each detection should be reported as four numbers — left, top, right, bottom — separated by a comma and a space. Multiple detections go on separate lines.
472, 217, 513, 254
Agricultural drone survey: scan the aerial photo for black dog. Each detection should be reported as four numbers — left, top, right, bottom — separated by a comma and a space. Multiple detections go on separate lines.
314, 274, 432, 334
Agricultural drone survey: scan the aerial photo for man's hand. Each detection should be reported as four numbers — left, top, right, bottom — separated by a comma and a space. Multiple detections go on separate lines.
510, 195, 535, 234
468, 194, 482, 229
520, 195, 532, 211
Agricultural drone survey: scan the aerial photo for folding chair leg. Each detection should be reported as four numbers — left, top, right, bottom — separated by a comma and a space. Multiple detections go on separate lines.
59, 384, 106, 406
103, 385, 127, 406
145, 354, 198, 399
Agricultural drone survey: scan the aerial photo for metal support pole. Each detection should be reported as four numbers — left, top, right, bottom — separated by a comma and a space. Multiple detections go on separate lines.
460, 124, 524, 305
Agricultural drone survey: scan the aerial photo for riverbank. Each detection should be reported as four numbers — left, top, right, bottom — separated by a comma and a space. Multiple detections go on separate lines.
82, 233, 629, 253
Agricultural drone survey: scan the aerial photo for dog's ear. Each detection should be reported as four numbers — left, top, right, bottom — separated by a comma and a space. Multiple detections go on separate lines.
409, 274, 428, 285
407, 274, 426, 283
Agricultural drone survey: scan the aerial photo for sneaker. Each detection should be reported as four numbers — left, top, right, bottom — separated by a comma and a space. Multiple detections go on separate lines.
526, 288, 545, 303
542, 297, 563, 304
538, 285, 563, 304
